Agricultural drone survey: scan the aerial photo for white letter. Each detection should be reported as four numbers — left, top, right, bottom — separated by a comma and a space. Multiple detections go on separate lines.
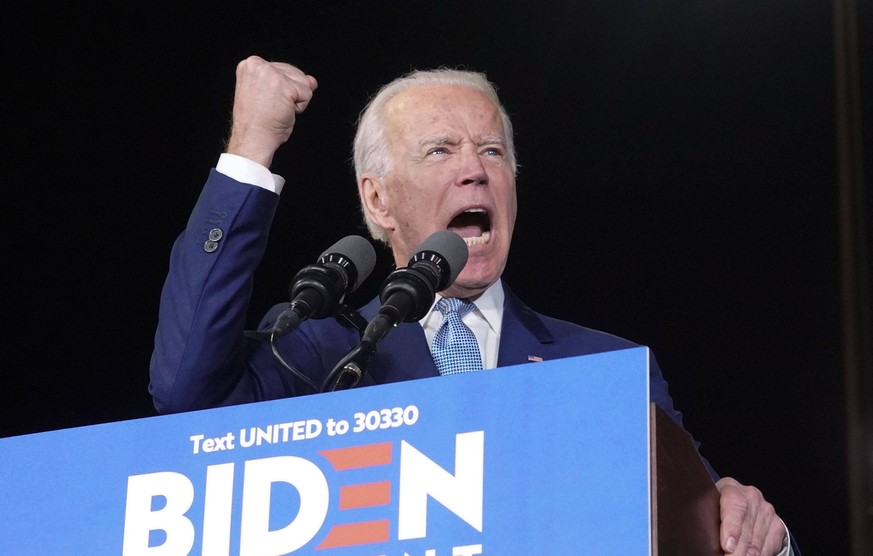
190, 434, 205, 454
202, 463, 235, 556
122, 471, 195, 555
306, 419, 322, 439
239, 456, 329, 556
240, 427, 255, 448
398, 431, 484, 540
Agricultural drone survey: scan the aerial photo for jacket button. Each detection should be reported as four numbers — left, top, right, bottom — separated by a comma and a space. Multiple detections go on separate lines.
208, 228, 223, 241
204, 240, 219, 253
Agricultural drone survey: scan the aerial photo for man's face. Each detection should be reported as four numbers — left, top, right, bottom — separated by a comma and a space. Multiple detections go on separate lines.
360, 84, 517, 299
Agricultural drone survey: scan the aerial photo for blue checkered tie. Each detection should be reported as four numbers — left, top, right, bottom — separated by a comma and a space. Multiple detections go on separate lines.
432, 297, 483, 375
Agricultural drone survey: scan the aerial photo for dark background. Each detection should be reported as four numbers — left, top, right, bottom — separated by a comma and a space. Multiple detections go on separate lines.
5, 2, 871, 554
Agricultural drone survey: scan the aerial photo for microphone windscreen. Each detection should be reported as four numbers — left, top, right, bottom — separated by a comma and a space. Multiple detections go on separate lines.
415, 230, 469, 289
319, 235, 377, 291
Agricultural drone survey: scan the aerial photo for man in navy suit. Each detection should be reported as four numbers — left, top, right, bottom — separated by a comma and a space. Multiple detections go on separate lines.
150, 56, 794, 555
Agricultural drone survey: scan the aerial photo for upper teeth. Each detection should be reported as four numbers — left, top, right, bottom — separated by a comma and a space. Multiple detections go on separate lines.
465, 208, 486, 213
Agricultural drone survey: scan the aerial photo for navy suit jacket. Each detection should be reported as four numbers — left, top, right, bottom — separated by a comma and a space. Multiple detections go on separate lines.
149, 169, 703, 475
149, 167, 801, 555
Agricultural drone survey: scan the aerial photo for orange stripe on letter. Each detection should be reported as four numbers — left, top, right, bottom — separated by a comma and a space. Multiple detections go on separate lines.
339, 481, 391, 510
319, 442, 392, 470
316, 520, 390, 549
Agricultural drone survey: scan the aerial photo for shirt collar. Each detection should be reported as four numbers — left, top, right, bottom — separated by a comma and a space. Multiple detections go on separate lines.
419, 279, 505, 336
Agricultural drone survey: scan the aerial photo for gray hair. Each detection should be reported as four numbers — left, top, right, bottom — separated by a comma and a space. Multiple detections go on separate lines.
352, 68, 517, 244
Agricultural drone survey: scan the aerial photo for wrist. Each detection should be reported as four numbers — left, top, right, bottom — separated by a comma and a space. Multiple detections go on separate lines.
225, 130, 281, 169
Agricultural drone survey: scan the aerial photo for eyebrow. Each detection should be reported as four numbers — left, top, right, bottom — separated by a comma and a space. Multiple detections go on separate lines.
477, 137, 506, 147
419, 136, 456, 148
418, 136, 506, 148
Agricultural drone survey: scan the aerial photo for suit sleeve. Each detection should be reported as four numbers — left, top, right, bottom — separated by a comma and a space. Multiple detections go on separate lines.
647, 352, 720, 481
149, 169, 288, 413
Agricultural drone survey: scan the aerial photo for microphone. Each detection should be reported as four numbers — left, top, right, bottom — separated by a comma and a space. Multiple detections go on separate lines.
272, 235, 376, 338
323, 231, 468, 392
364, 230, 469, 345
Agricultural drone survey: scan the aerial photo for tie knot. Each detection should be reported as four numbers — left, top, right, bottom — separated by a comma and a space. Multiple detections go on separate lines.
436, 297, 476, 319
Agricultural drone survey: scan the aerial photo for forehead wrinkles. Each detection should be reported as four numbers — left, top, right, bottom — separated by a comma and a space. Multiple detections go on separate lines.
384, 85, 505, 147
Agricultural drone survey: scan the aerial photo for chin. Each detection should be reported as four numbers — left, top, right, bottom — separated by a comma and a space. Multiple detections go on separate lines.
445, 266, 501, 299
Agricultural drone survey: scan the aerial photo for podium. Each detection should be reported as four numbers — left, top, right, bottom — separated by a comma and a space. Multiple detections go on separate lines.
0, 347, 719, 555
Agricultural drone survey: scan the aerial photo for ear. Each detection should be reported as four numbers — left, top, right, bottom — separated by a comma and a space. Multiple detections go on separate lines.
358, 174, 396, 231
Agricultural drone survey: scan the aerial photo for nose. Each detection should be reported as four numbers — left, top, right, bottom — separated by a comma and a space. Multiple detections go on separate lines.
456, 150, 489, 187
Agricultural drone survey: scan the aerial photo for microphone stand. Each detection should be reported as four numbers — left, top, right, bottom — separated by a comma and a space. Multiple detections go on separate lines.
333, 304, 369, 335
323, 340, 377, 392
266, 303, 370, 394
321, 301, 408, 392
322, 305, 374, 392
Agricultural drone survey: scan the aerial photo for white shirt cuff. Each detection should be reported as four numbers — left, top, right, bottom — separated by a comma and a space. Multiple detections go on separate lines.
216, 153, 286, 194
777, 520, 793, 556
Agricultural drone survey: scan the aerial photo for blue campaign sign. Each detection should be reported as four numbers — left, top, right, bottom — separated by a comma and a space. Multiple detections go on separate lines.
0, 348, 651, 555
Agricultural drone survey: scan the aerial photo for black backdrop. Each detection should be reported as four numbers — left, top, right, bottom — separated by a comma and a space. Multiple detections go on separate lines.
6, 2, 871, 553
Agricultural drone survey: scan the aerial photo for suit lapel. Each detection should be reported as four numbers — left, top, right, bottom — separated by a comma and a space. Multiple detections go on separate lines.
497, 284, 555, 367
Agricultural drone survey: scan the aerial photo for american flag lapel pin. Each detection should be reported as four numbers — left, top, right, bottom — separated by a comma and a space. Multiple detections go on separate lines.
527, 355, 544, 362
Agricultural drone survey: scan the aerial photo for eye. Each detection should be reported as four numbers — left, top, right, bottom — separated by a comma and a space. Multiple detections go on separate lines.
427, 147, 449, 156
482, 146, 504, 157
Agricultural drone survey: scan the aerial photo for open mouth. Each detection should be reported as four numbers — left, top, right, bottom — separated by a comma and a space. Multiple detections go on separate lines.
447, 208, 492, 246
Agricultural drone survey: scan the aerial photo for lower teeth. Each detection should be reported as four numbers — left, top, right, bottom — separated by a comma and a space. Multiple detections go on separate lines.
464, 231, 491, 246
